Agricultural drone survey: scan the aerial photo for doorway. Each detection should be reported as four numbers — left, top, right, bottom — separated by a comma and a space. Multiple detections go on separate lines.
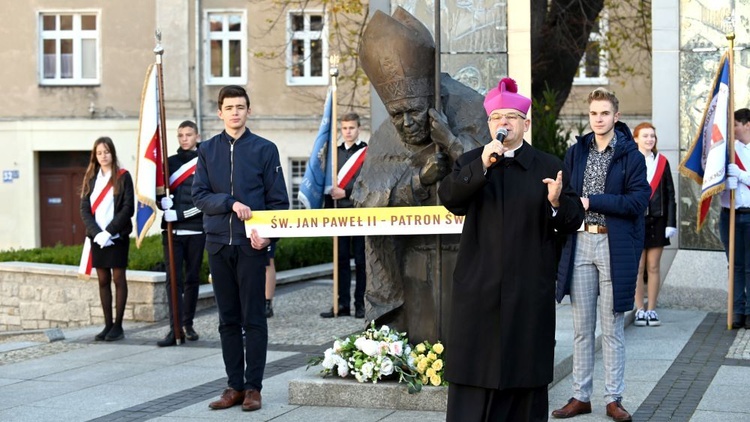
39, 151, 90, 247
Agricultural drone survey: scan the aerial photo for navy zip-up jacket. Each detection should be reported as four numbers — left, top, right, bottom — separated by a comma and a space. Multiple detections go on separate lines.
556, 121, 650, 313
192, 128, 289, 249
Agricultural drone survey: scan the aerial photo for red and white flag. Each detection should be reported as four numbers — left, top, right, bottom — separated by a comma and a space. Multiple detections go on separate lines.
134, 64, 165, 247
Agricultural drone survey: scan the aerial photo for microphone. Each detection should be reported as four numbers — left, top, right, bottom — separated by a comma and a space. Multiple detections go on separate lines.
489, 128, 508, 163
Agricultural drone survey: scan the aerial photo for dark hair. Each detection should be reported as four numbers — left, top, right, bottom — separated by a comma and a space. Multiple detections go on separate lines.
178, 120, 198, 133
340, 112, 361, 127
735, 108, 750, 124
588, 87, 619, 113
218, 85, 250, 109
633, 122, 658, 153
81, 137, 123, 198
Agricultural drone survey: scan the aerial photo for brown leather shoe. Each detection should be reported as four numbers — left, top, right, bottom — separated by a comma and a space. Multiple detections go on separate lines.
208, 387, 244, 410
242, 389, 262, 411
551, 398, 592, 418
606, 400, 632, 422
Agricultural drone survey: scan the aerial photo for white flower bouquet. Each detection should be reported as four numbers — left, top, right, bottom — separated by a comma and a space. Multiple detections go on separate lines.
308, 321, 446, 393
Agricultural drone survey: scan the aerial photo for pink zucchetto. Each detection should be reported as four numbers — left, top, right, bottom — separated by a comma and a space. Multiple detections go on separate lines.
483, 77, 531, 116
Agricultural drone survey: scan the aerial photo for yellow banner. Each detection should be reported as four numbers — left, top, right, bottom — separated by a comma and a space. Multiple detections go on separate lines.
245, 206, 465, 238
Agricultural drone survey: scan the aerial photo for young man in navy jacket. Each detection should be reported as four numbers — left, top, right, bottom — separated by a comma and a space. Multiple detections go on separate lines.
193, 85, 289, 412
552, 88, 649, 422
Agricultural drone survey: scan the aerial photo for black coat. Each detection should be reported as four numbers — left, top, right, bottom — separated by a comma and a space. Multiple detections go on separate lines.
438, 142, 584, 389
160, 147, 203, 232
80, 170, 135, 239
647, 154, 676, 226
324, 141, 368, 209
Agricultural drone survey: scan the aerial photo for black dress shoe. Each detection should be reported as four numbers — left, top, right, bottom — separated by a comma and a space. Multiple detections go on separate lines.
732, 314, 745, 329
355, 307, 365, 319
320, 307, 351, 318
105, 324, 124, 342
184, 326, 199, 341
95, 325, 113, 341
157, 330, 186, 347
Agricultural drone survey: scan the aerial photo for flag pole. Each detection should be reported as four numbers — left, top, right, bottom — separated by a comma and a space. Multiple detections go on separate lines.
330, 54, 340, 317
154, 31, 183, 344
434, 0, 443, 340
726, 29, 736, 330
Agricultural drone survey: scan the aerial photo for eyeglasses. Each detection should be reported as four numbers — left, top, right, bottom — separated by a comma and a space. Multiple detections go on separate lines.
487, 112, 525, 123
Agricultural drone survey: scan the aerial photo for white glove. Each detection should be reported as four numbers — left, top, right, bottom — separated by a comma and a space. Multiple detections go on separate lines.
160, 196, 174, 210
665, 227, 677, 238
102, 239, 115, 248
727, 164, 750, 186
727, 176, 738, 190
163, 209, 177, 222
93, 231, 111, 247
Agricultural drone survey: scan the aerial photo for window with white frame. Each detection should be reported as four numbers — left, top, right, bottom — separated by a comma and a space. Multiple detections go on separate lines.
289, 159, 308, 209
573, 13, 609, 85
39, 12, 100, 85
206, 11, 246, 85
287, 11, 327, 86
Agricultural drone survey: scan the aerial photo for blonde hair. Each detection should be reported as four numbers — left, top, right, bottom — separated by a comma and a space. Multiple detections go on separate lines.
587, 87, 619, 113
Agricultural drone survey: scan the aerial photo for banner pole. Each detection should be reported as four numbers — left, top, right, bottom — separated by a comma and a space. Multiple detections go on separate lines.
727, 29, 736, 330
330, 55, 340, 317
155, 31, 183, 344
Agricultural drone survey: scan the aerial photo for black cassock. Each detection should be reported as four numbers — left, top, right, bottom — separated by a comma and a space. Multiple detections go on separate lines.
438, 142, 584, 421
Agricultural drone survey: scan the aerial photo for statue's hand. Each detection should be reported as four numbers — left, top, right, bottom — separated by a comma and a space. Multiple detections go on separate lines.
428, 108, 456, 151
419, 152, 451, 186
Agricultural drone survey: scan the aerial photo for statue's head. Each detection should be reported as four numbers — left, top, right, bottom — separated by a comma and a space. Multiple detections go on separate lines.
360, 7, 435, 146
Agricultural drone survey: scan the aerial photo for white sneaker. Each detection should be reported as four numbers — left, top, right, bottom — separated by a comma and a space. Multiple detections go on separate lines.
646, 310, 661, 327
634, 309, 647, 326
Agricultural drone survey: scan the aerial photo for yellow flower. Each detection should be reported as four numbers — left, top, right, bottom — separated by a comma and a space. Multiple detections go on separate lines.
430, 374, 442, 386
416, 343, 426, 353
426, 368, 436, 378
420, 374, 428, 384
431, 359, 443, 371
427, 352, 437, 361
417, 359, 429, 373
432, 343, 444, 354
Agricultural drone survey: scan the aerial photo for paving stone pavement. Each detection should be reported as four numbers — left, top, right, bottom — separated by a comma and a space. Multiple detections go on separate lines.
1, 272, 750, 421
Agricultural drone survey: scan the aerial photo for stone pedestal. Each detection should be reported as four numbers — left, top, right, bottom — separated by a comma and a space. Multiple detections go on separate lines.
288, 369, 447, 412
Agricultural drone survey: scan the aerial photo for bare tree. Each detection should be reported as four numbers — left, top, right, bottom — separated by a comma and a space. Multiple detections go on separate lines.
253, 0, 651, 122
531, 0, 652, 120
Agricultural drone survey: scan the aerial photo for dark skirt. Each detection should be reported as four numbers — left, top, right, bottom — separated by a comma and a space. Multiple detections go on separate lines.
91, 236, 130, 269
644, 215, 670, 249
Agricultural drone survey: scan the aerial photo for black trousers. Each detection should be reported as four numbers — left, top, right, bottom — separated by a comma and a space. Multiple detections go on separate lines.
337, 235, 366, 309
162, 232, 206, 328
207, 242, 267, 392
447, 383, 549, 422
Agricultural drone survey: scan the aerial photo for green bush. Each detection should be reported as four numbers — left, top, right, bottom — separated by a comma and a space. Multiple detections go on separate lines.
0, 235, 335, 283
275, 237, 333, 271
531, 84, 572, 161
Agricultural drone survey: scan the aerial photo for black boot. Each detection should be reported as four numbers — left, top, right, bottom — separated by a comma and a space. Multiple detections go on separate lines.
105, 324, 124, 342
157, 329, 185, 347
184, 326, 199, 341
95, 325, 113, 341
265, 299, 274, 318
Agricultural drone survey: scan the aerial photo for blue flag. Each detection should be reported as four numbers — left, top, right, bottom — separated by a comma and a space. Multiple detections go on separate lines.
298, 90, 333, 209
679, 53, 730, 232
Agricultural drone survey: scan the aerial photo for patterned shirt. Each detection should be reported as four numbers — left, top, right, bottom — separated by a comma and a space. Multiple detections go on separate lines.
582, 135, 617, 226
